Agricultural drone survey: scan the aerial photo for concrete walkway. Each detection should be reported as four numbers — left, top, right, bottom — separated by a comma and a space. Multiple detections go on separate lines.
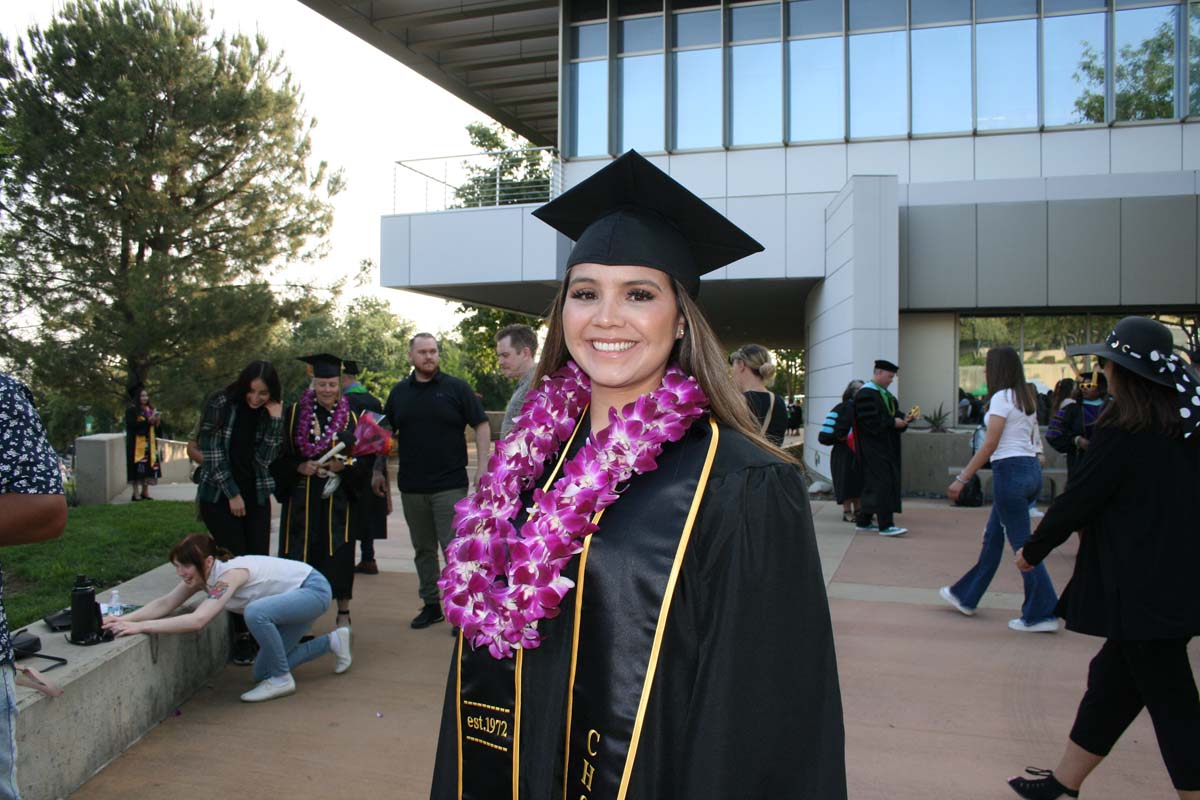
72, 489, 1194, 799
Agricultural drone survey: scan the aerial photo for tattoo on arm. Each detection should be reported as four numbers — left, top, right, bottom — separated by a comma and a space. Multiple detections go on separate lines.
206, 582, 230, 600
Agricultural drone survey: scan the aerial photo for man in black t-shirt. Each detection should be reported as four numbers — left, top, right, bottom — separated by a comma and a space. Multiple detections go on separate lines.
375, 334, 490, 629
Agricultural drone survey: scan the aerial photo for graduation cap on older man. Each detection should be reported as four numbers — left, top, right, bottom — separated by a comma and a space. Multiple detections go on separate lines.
532, 150, 764, 298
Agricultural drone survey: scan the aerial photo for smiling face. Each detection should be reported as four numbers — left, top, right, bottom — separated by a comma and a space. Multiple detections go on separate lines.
562, 263, 684, 411
174, 557, 212, 590
313, 375, 340, 409
245, 377, 270, 409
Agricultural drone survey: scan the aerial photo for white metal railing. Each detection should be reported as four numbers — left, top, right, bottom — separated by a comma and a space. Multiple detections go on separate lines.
391, 146, 562, 214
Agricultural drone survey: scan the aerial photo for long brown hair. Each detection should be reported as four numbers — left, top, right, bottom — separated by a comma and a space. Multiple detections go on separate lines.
984, 347, 1036, 415
533, 274, 791, 461
1099, 362, 1191, 440
169, 533, 234, 577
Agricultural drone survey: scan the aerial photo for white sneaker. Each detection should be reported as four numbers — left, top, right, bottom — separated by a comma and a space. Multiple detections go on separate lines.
331, 626, 352, 674
1029, 508, 1045, 519
1008, 617, 1059, 633
878, 526, 908, 537
939, 586, 976, 617
240, 674, 296, 702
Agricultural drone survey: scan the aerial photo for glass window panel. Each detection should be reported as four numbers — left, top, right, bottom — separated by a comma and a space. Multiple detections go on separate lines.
731, 41, 783, 144
571, 0, 607, 23
618, 0, 662, 14
731, 2, 781, 42
569, 60, 609, 156
674, 9, 721, 46
977, 18, 1039, 129
619, 54, 666, 151
572, 22, 609, 60
958, 316, 1021, 401
1043, 13, 1107, 125
1191, 3, 1200, 115
1022, 316, 1092, 407
619, 16, 663, 53
910, 0, 970, 26
911, 25, 972, 133
672, 48, 723, 148
976, 0, 1037, 20
848, 0, 906, 31
849, 30, 907, 136
789, 36, 845, 140
1044, 0, 1108, 14
788, 0, 842, 36
1114, 5, 1177, 120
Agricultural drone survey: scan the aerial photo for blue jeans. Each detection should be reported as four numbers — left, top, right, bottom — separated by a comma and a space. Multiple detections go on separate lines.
245, 572, 333, 681
0, 666, 18, 799
950, 456, 1058, 623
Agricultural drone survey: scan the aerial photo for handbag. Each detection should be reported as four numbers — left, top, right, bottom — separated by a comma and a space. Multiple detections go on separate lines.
955, 474, 984, 507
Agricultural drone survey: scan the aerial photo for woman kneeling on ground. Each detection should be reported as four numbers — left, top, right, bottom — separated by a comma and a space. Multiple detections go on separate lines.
102, 533, 352, 703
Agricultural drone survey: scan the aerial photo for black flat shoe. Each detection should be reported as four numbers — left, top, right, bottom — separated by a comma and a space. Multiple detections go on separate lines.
1008, 768, 1079, 799
411, 604, 445, 629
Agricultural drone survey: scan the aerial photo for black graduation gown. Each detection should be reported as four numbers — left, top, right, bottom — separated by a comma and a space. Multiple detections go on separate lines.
818, 400, 863, 504
124, 404, 161, 482
1022, 427, 1200, 640
430, 419, 846, 800
270, 401, 367, 598
852, 385, 905, 515
343, 388, 388, 542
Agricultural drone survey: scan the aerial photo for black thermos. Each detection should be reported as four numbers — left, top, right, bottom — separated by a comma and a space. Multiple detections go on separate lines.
69, 574, 103, 645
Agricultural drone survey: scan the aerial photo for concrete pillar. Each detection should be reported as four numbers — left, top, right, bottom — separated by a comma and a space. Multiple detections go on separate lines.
804, 176, 900, 481
74, 433, 127, 505
898, 313, 959, 429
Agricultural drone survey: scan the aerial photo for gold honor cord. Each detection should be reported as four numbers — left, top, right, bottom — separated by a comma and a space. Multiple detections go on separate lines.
561, 509, 604, 800
616, 418, 720, 800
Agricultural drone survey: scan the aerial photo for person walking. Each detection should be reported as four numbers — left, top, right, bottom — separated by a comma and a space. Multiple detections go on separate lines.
377, 334, 490, 629
730, 343, 789, 446
495, 323, 538, 437
124, 385, 162, 501
103, 533, 352, 703
819, 380, 865, 523
1045, 372, 1108, 478
1008, 316, 1200, 800
854, 360, 914, 536
942, 347, 1059, 632
339, 361, 389, 576
196, 360, 285, 664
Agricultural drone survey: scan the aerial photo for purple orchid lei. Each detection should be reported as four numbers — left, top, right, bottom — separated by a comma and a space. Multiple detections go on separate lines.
438, 360, 709, 660
294, 389, 350, 458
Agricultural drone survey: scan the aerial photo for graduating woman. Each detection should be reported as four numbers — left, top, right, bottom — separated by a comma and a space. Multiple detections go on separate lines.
818, 380, 865, 522
430, 152, 846, 800
270, 354, 366, 630
1008, 317, 1200, 800
124, 385, 162, 501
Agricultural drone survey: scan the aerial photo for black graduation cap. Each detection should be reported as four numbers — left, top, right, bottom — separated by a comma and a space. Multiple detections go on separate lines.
298, 353, 342, 379
342, 360, 361, 376
874, 359, 900, 373
531, 150, 764, 297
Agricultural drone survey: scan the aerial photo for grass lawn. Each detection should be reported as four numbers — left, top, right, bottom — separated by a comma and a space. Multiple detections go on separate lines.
2, 501, 203, 629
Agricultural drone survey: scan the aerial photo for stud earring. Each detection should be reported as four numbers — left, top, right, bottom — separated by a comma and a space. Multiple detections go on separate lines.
676, 327, 685, 339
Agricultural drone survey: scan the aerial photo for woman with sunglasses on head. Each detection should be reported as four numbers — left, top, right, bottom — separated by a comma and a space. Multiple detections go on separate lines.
429, 152, 845, 800
1008, 317, 1200, 800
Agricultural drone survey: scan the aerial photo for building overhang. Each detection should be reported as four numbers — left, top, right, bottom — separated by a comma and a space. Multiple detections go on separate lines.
298, 0, 559, 146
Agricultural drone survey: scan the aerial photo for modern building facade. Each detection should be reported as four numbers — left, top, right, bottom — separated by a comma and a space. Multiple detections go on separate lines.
303, 0, 1199, 481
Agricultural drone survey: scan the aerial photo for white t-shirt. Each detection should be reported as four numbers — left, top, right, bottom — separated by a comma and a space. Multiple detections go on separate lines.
986, 388, 1040, 462
207, 555, 314, 612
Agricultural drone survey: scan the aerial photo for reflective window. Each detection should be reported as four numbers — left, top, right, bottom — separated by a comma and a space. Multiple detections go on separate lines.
789, 36, 844, 140
1022, 316, 1092, 401
1114, 5, 1177, 121
849, 30, 907, 136
674, 9, 721, 47
569, 60, 609, 157
571, 0, 606, 22
849, 0, 905, 31
572, 22, 608, 60
673, 47, 723, 148
976, 0, 1037, 20
731, 42, 783, 144
977, 19, 1039, 129
1191, 3, 1200, 115
788, 0, 842, 35
617, 0, 661, 14
619, 16, 663, 53
910, 0, 970, 27
731, 2, 781, 41
1043, 13, 1107, 125
1044, 0, 1107, 13
619, 54, 665, 151
911, 25, 971, 133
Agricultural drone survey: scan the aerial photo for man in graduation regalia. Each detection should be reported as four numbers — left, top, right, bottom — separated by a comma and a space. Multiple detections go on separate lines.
853, 359, 914, 537
430, 151, 846, 800
340, 360, 389, 575
270, 354, 366, 629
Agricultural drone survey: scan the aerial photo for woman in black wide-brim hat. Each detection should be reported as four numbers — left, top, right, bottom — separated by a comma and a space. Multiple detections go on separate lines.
1008, 316, 1200, 800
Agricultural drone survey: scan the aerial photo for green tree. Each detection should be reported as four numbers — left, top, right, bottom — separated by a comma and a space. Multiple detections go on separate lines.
0, 0, 342, 434
1075, 21, 1175, 123
452, 122, 551, 208
772, 348, 805, 401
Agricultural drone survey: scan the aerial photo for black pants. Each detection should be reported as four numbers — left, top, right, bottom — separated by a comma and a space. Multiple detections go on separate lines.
856, 511, 894, 528
199, 497, 271, 636
1069, 638, 1200, 790
359, 538, 375, 562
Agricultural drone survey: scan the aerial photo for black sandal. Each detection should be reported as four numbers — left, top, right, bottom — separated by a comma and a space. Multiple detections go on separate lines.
1007, 767, 1079, 799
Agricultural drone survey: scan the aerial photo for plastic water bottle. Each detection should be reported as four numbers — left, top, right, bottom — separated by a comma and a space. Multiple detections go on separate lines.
109, 589, 122, 617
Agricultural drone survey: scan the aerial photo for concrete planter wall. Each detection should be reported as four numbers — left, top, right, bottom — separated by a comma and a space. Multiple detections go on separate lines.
900, 428, 1065, 499
74, 435, 192, 505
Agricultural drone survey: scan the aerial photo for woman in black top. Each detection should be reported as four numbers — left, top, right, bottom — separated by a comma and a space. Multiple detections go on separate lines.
1009, 317, 1200, 800
818, 380, 864, 522
730, 343, 789, 446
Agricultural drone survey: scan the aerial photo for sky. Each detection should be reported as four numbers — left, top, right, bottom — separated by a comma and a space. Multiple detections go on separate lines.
0, 0, 488, 334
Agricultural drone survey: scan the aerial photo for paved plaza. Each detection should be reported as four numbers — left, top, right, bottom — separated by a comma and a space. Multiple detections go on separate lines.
75, 481, 1193, 799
